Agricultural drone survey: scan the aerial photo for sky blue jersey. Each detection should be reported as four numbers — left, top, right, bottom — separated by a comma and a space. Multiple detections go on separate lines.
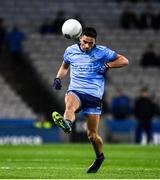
63, 43, 117, 99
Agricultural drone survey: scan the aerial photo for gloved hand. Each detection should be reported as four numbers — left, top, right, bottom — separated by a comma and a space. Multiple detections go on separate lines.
53, 78, 62, 90
98, 63, 110, 75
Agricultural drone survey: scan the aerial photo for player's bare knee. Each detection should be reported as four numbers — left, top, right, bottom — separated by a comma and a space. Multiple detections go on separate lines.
88, 132, 97, 142
66, 104, 76, 113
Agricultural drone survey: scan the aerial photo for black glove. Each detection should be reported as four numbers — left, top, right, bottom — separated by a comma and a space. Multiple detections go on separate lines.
98, 63, 110, 75
53, 78, 62, 90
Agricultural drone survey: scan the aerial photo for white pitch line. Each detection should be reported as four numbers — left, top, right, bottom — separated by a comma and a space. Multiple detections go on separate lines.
6, 158, 71, 162
0, 166, 84, 170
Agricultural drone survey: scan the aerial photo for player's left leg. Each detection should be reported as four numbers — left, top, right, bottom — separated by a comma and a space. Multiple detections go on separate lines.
85, 114, 104, 173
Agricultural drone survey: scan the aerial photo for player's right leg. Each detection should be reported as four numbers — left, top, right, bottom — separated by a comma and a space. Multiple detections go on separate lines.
64, 91, 80, 121
52, 91, 80, 133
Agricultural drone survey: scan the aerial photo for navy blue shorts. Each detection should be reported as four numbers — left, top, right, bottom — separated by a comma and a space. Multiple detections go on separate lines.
67, 90, 102, 115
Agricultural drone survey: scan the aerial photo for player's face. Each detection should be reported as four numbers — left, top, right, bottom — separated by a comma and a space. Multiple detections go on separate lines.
79, 35, 96, 52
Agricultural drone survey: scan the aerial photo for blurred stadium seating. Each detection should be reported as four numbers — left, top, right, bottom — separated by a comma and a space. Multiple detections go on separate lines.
0, 75, 36, 118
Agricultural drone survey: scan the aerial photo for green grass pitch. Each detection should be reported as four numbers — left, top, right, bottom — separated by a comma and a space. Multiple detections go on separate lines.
0, 144, 160, 179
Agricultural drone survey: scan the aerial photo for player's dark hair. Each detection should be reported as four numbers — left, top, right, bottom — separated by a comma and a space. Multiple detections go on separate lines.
81, 27, 97, 39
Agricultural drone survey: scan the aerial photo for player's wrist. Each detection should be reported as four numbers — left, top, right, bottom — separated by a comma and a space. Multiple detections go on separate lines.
104, 63, 110, 69
55, 77, 61, 80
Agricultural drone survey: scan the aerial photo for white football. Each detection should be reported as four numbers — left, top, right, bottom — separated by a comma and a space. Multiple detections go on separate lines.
62, 19, 82, 40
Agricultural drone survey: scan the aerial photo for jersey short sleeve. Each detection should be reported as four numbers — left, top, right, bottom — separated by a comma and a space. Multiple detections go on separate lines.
63, 48, 71, 64
103, 47, 117, 63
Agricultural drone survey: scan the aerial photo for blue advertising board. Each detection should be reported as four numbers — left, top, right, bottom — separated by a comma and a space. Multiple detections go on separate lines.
0, 119, 60, 144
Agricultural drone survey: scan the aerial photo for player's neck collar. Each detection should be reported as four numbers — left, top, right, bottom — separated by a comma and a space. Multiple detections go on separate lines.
78, 42, 84, 52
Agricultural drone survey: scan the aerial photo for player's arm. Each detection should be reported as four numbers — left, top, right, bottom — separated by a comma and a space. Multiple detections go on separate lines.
105, 54, 129, 69
98, 54, 129, 75
56, 62, 70, 79
53, 62, 70, 90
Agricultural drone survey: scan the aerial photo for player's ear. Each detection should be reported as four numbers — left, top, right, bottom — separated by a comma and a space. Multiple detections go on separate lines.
79, 35, 83, 43
79, 35, 82, 40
